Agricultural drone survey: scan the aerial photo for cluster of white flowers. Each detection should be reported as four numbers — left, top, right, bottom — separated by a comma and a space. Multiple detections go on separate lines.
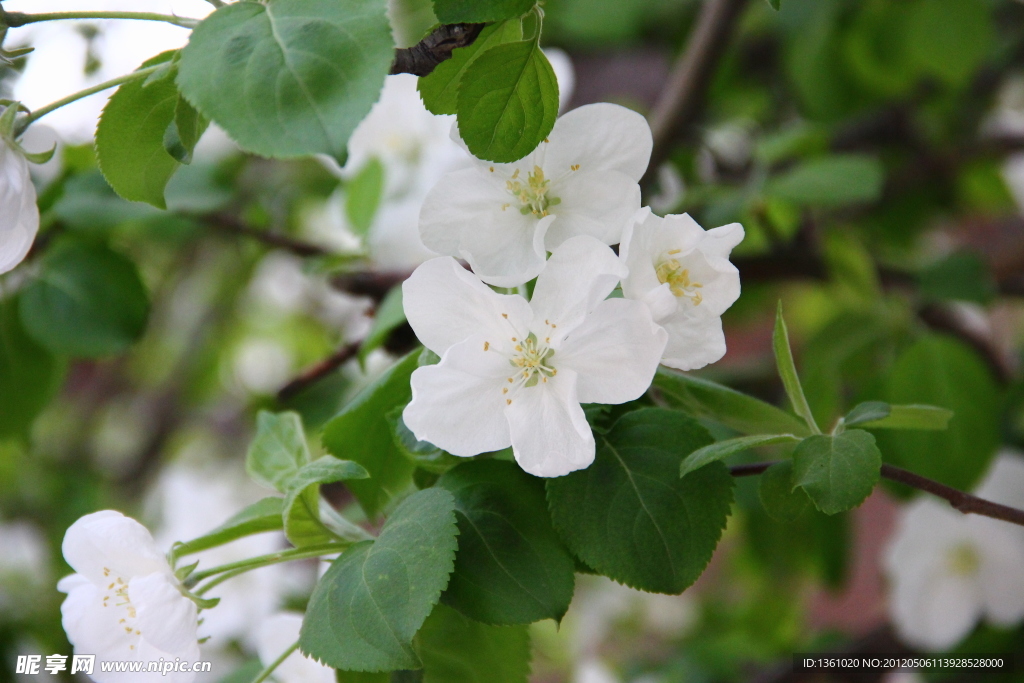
403, 103, 744, 477
884, 453, 1024, 650
58, 511, 200, 683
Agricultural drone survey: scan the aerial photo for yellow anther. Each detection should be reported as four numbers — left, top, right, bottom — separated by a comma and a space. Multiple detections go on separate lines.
656, 259, 703, 305
502, 313, 508, 319
571, 164, 580, 171
483, 341, 490, 351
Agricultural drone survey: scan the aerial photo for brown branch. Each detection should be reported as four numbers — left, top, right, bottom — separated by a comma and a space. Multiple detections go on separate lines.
201, 213, 330, 258
729, 461, 1024, 528
390, 23, 486, 77
276, 342, 361, 402
331, 269, 411, 303
643, 0, 750, 187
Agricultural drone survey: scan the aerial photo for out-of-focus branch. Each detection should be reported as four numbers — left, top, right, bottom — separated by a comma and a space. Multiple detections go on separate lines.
730, 461, 1024, 528
643, 0, 750, 187
390, 23, 485, 77
331, 269, 410, 303
276, 342, 361, 403
202, 214, 330, 258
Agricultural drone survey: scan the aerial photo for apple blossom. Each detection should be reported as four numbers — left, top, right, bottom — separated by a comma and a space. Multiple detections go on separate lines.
0, 137, 40, 275
419, 103, 652, 287
58, 510, 200, 683
883, 455, 1024, 650
257, 613, 335, 683
620, 210, 743, 371
402, 235, 667, 477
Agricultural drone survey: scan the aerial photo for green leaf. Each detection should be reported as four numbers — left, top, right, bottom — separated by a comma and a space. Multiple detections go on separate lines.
680, 434, 802, 478
857, 404, 954, 431
214, 661, 263, 683
432, 0, 535, 23
174, 497, 284, 557
246, 411, 312, 492
299, 487, 459, 671
547, 408, 734, 594
360, 285, 406, 363
874, 335, 1000, 490
346, 158, 385, 237
906, 0, 993, 87
842, 401, 891, 428
388, 409, 463, 474
456, 40, 559, 163
437, 460, 574, 625
336, 673, 389, 683
177, 0, 395, 159
765, 155, 884, 207
416, 604, 531, 683
653, 370, 810, 437
163, 96, 209, 165
322, 351, 420, 516
758, 461, 810, 522
792, 430, 881, 515
0, 296, 64, 439
773, 303, 820, 434
418, 20, 524, 116
918, 252, 996, 305
96, 51, 180, 209
282, 456, 371, 548
19, 241, 150, 358
766, 0, 781, 10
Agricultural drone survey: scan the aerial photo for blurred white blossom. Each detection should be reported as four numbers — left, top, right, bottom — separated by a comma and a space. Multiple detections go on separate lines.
0, 138, 39, 275
256, 613, 335, 683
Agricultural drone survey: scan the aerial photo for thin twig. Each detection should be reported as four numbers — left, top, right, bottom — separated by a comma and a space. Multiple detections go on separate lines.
390, 23, 486, 77
276, 342, 361, 402
729, 461, 1024, 528
2, 10, 198, 29
202, 214, 330, 258
642, 0, 750, 187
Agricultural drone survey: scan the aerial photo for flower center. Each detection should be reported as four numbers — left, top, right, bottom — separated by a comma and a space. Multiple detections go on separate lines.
506, 165, 561, 217
510, 332, 556, 388
947, 543, 980, 577
656, 252, 703, 305
101, 567, 143, 650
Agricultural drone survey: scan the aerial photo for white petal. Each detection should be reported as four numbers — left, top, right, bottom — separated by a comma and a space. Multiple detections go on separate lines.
543, 103, 653, 181
701, 222, 745, 260
530, 236, 626, 341
558, 298, 667, 404
403, 257, 532, 355
545, 169, 641, 248
892, 570, 980, 650
418, 167, 509, 257
460, 212, 552, 288
62, 511, 169, 585
970, 519, 1024, 625
659, 310, 727, 371
974, 451, 1024, 509
506, 369, 594, 477
0, 143, 39, 275
258, 613, 336, 683
404, 336, 512, 456
132, 573, 199, 658
60, 577, 129, 655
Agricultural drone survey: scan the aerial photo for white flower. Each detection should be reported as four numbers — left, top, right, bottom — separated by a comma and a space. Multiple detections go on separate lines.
256, 613, 335, 683
883, 455, 1024, 650
402, 236, 667, 477
620, 210, 743, 371
0, 138, 40, 275
420, 103, 652, 287
58, 510, 200, 683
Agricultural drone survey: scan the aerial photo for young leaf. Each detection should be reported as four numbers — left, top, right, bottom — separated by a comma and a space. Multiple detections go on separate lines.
765, 155, 884, 207
0, 295, 64, 439
416, 604, 531, 683
680, 434, 802, 478
322, 351, 420, 516
19, 241, 150, 358
173, 497, 285, 557
96, 51, 180, 208
359, 285, 406, 363
437, 460, 574, 625
387, 408, 463, 474
345, 157, 385, 237
773, 303, 820, 434
282, 456, 370, 547
758, 461, 810, 522
857, 404, 954, 431
177, 0, 395, 160
418, 20, 524, 116
842, 401, 891, 428
432, 0, 535, 23
163, 96, 209, 165
547, 408, 734, 594
456, 40, 559, 163
766, 0, 782, 10
792, 430, 881, 515
246, 411, 312, 492
653, 369, 811, 437
299, 487, 459, 671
